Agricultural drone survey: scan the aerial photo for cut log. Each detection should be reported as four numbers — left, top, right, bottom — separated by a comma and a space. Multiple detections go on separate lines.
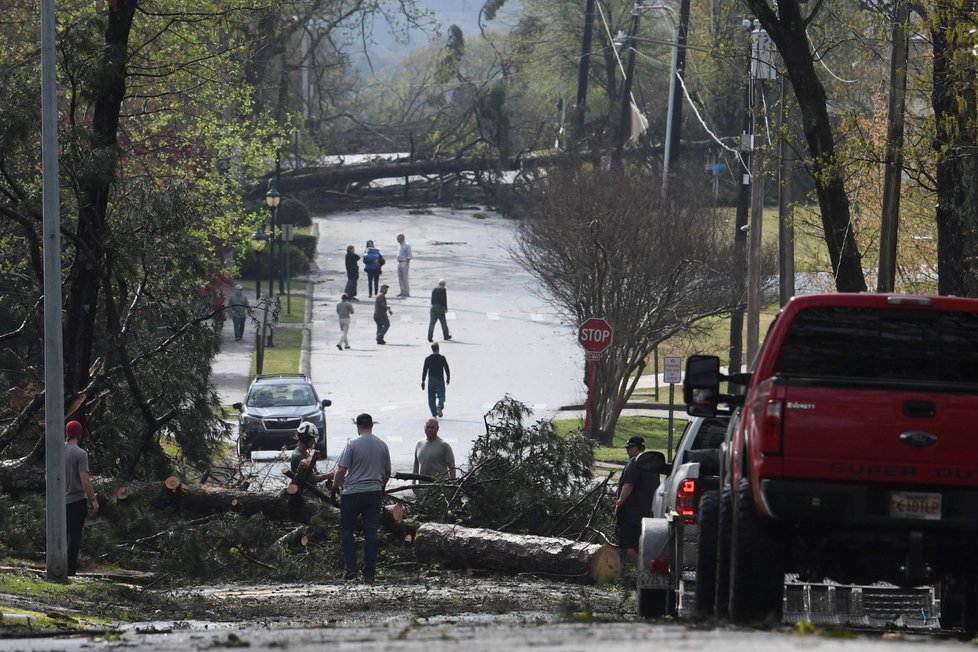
163, 476, 182, 491
414, 523, 620, 585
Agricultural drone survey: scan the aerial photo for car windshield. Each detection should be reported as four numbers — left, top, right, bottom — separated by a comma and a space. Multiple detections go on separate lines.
248, 383, 316, 407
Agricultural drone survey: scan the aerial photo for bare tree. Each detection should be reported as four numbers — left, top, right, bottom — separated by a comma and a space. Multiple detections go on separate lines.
511, 166, 742, 445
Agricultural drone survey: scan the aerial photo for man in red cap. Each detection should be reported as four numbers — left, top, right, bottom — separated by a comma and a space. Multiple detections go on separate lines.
65, 420, 98, 575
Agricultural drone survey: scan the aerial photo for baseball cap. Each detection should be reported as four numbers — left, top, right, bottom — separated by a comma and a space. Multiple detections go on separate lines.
380, 284, 389, 290
234, 284, 243, 290
355, 413, 375, 427
624, 436, 645, 448
65, 421, 83, 438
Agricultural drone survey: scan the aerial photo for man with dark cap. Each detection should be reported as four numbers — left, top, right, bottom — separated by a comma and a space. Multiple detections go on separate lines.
65, 420, 99, 576
332, 413, 391, 583
614, 436, 657, 566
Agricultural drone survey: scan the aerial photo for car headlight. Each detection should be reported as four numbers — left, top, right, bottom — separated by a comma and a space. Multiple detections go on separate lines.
240, 415, 262, 426
301, 411, 324, 424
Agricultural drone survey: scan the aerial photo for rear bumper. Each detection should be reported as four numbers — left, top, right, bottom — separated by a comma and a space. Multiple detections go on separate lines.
761, 478, 978, 530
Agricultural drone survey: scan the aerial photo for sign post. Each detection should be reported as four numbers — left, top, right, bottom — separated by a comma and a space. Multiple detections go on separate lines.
578, 318, 614, 437
663, 355, 682, 461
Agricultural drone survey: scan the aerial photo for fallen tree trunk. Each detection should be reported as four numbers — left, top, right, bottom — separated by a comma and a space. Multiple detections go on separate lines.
414, 522, 620, 585
111, 480, 323, 523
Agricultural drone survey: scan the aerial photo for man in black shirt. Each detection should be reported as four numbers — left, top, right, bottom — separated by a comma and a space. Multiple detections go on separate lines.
427, 279, 452, 342
615, 436, 657, 566
421, 343, 451, 418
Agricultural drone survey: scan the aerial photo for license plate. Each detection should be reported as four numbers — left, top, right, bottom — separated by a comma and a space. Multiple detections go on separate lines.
636, 570, 671, 589
889, 491, 942, 520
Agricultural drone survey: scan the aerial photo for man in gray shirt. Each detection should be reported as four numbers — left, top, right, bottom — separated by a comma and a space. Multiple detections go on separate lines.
414, 418, 456, 480
65, 420, 99, 575
333, 413, 391, 583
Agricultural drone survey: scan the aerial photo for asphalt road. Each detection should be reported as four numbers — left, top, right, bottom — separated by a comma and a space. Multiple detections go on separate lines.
305, 206, 584, 473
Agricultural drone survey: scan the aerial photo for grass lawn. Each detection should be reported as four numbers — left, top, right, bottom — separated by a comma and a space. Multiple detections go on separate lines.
250, 327, 303, 377
554, 415, 686, 464
278, 293, 306, 324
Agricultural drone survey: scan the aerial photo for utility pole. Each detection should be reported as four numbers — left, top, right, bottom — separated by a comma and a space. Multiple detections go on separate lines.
745, 20, 777, 365
778, 75, 795, 306
729, 59, 752, 375
612, 5, 642, 167
662, 0, 692, 193
42, 0, 68, 581
878, 0, 911, 293
746, 74, 765, 365
573, 0, 597, 145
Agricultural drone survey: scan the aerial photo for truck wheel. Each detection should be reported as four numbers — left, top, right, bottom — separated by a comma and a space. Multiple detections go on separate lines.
237, 438, 251, 461
940, 576, 978, 633
638, 588, 669, 619
693, 490, 719, 617
728, 478, 785, 624
714, 485, 732, 618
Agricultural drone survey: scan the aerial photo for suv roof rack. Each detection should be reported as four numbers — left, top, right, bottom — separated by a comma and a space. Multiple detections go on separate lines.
254, 373, 308, 380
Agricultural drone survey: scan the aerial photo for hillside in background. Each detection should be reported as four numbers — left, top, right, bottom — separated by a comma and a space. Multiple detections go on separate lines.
355, 0, 520, 72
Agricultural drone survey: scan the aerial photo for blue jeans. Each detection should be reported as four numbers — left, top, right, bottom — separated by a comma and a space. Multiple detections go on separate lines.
340, 490, 383, 577
427, 379, 446, 417
375, 316, 390, 342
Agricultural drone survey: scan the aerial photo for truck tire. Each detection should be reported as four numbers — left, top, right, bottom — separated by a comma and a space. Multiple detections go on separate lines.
940, 576, 978, 633
637, 589, 669, 619
237, 438, 251, 460
728, 478, 785, 624
714, 485, 732, 618
693, 490, 719, 617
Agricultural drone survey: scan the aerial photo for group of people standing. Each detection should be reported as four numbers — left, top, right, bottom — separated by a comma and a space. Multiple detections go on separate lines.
342, 233, 412, 301
335, 232, 454, 416
287, 412, 455, 583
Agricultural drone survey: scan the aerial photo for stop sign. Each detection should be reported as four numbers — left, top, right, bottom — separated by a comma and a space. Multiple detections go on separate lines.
578, 317, 614, 353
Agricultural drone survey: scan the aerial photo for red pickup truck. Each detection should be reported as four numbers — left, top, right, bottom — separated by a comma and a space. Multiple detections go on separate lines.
684, 293, 978, 630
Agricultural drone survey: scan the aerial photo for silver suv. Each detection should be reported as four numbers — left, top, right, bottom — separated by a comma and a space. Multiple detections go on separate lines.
233, 374, 330, 459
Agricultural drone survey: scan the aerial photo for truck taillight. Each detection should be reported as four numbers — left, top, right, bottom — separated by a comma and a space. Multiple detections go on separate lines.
676, 479, 697, 524
649, 557, 670, 575
760, 384, 785, 455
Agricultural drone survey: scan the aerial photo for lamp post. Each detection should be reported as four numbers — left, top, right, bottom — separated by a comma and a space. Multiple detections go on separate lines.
251, 227, 267, 374
264, 187, 280, 348
271, 132, 285, 295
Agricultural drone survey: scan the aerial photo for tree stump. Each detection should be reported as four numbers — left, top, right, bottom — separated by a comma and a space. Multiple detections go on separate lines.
414, 522, 620, 584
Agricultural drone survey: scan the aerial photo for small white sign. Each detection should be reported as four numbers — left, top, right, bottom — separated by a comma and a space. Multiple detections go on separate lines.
664, 356, 683, 384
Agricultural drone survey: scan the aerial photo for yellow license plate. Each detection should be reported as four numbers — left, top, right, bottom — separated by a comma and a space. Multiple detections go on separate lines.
889, 491, 941, 520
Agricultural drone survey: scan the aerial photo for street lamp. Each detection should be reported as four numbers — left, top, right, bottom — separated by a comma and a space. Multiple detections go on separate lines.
270, 132, 285, 295
251, 227, 267, 374
264, 187, 281, 348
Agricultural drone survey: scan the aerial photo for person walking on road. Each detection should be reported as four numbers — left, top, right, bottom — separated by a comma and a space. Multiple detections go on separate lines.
614, 436, 657, 567
427, 279, 452, 342
363, 240, 383, 298
395, 233, 412, 297
336, 293, 354, 350
65, 420, 99, 576
421, 342, 450, 418
374, 284, 392, 344
228, 284, 250, 341
332, 413, 391, 583
413, 418, 456, 480
344, 245, 360, 300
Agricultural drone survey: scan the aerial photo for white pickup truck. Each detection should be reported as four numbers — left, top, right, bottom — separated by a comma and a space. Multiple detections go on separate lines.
636, 414, 730, 618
